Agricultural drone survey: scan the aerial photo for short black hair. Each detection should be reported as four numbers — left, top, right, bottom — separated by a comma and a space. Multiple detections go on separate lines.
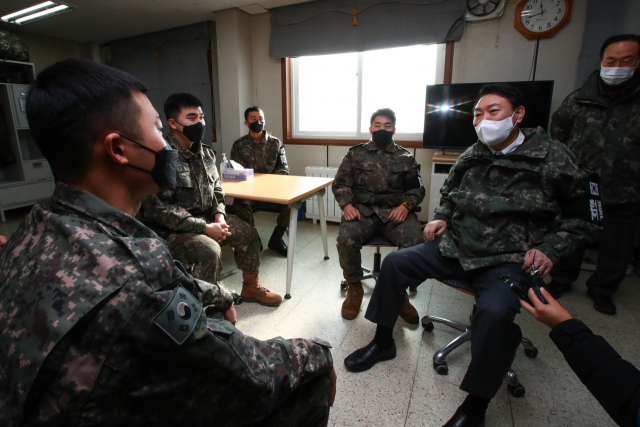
26, 59, 147, 183
164, 93, 203, 121
369, 108, 396, 126
477, 83, 524, 111
244, 106, 263, 121
600, 34, 640, 59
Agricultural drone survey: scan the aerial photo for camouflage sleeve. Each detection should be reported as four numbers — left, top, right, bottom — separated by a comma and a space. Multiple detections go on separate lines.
533, 148, 601, 265
433, 158, 464, 222
549, 93, 576, 144
274, 142, 289, 175
230, 139, 242, 164
332, 152, 355, 209
212, 155, 226, 218
195, 278, 234, 314
401, 158, 426, 207
140, 193, 207, 234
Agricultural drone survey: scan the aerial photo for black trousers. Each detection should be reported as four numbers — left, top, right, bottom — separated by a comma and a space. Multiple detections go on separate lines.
365, 239, 525, 399
551, 202, 640, 297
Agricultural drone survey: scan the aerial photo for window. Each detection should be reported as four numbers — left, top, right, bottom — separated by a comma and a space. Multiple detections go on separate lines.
283, 43, 451, 147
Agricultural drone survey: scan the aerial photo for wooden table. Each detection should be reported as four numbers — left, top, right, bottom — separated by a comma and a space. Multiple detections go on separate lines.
223, 173, 334, 299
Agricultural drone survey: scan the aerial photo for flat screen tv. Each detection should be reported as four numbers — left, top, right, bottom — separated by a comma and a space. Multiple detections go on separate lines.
423, 81, 554, 150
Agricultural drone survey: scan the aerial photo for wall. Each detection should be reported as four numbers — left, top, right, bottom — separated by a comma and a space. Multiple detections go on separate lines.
216, 3, 588, 220
13, 30, 82, 74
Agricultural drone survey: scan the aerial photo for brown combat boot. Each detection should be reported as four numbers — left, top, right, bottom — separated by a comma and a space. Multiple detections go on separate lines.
399, 291, 419, 324
341, 281, 364, 320
241, 270, 282, 307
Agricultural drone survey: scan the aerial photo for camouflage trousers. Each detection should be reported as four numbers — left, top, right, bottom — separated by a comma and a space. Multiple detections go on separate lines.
249, 375, 331, 427
233, 198, 290, 229
166, 214, 260, 283
337, 212, 424, 283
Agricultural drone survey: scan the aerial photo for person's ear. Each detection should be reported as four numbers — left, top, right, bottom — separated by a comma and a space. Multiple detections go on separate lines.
244, 120, 249, 127
369, 126, 373, 134
103, 133, 130, 165
514, 106, 525, 125
391, 127, 396, 135
168, 118, 178, 130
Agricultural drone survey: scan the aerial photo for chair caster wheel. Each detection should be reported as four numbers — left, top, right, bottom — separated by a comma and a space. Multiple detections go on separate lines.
508, 383, 526, 398
340, 281, 348, 290
433, 361, 448, 375
524, 348, 538, 358
422, 322, 434, 332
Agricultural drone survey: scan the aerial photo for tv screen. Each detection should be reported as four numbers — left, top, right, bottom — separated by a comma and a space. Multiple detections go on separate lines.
422, 81, 554, 150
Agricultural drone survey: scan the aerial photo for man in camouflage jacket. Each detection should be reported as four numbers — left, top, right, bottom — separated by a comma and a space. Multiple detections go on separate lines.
231, 106, 290, 256
344, 85, 600, 427
548, 34, 640, 315
332, 108, 425, 322
0, 60, 335, 426
138, 94, 282, 307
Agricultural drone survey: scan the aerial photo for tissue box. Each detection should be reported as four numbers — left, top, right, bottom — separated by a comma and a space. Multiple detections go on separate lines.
223, 168, 254, 180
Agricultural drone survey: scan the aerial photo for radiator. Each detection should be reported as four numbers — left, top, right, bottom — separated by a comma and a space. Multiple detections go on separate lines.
305, 166, 342, 224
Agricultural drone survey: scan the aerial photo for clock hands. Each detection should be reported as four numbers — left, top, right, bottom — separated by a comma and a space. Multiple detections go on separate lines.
522, 8, 547, 19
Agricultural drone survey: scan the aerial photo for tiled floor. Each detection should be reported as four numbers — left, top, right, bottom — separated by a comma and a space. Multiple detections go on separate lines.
2, 207, 638, 427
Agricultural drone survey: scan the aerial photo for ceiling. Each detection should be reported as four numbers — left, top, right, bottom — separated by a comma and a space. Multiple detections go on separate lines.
0, 0, 315, 43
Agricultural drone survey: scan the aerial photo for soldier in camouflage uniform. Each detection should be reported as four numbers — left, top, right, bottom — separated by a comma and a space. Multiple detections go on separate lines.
333, 108, 425, 321
344, 85, 600, 427
0, 59, 335, 426
138, 94, 282, 307
548, 34, 640, 315
231, 106, 290, 256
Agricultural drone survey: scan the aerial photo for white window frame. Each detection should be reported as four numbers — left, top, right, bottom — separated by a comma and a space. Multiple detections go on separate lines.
291, 43, 447, 142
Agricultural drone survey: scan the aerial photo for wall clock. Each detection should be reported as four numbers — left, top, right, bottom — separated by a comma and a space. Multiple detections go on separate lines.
515, 0, 572, 39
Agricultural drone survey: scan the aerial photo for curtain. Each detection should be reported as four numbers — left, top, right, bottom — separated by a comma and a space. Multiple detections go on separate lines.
269, 0, 466, 58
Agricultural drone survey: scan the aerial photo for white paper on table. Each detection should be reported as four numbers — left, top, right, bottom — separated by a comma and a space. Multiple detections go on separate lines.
229, 160, 244, 170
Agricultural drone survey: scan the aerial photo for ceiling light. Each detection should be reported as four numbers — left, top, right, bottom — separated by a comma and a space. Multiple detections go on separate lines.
1, 2, 72, 25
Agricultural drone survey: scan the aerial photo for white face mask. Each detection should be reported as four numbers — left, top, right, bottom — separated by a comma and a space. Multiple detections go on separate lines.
474, 110, 517, 147
600, 60, 639, 86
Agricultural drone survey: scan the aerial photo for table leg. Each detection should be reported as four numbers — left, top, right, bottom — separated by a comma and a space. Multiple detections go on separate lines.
285, 204, 298, 299
317, 193, 329, 260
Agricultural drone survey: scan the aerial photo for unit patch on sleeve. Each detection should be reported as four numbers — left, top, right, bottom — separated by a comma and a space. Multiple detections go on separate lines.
153, 285, 202, 345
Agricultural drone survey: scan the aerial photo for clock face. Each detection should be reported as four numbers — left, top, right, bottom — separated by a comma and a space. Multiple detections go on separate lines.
520, 0, 567, 34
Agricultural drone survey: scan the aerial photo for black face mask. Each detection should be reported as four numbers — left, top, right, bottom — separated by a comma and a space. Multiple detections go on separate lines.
177, 121, 205, 143
119, 134, 178, 191
249, 120, 264, 133
371, 129, 394, 147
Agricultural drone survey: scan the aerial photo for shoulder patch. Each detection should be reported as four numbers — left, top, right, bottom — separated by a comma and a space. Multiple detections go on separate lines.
397, 145, 412, 154
153, 285, 202, 345
349, 143, 365, 151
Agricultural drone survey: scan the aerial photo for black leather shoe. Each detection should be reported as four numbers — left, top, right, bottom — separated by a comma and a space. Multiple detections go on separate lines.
268, 238, 288, 256
546, 281, 571, 299
344, 341, 396, 372
442, 410, 485, 427
587, 290, 616, 315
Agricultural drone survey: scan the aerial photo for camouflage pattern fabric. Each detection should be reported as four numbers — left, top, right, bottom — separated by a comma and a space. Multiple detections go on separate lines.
231, 131, 289, 175
332, 140, 425, 222
0, 30, 29, 62
0, 183, 333, 426
138, 133, 261, 277
550, 70, 640, 204
333, 140, 425, 281
166, 214, 261, 283
433, 127, 601, 271
231, 131, 290, 227
337, 212, 424, 283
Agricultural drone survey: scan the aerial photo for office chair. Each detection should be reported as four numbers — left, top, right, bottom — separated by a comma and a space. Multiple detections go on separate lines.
421, 278, 539, 398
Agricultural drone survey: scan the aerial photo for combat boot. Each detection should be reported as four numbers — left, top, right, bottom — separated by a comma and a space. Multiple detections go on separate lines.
268, 226, 288, 257
241, 270, 282, 307
399, 291, 419, 324
341, 281, 364, 320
